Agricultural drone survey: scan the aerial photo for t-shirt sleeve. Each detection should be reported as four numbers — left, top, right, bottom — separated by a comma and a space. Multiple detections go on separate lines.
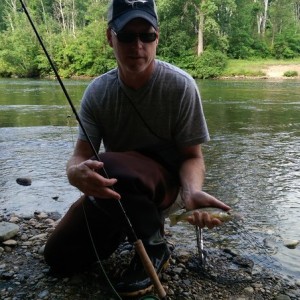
174, 78, 210, 146
78, 82, 102, 152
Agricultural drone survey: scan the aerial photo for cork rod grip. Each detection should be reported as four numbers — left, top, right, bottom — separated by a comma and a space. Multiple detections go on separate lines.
134, 239, 167, 299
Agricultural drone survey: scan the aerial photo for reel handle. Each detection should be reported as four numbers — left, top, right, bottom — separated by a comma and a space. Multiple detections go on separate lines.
134, 239, 166, 299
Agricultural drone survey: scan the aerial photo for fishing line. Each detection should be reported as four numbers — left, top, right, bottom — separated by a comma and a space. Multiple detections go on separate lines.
18, 0, 166, 298
82, 201, 122, 300
191, 219, 280, 285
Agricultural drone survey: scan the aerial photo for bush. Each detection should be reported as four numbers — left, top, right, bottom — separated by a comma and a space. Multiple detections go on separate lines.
194, 50, 228, 79
163, 50, 228, 79
283, 70, 298, 77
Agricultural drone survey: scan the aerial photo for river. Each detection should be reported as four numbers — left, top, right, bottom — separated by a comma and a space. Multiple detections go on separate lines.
0, 78, 299, 281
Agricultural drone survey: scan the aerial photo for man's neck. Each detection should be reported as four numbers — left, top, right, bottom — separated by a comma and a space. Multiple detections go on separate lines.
118, 60, 156, 90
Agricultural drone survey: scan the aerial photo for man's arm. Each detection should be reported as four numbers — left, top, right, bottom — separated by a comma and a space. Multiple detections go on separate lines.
66, 139, 120, 200
179, 144, 230, 228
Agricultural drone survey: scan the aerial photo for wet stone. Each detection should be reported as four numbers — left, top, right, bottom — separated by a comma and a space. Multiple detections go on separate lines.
0, 222, 19, 242
0, 213, 299, 300
2, 240, 18, 247
16, 177, 32, 186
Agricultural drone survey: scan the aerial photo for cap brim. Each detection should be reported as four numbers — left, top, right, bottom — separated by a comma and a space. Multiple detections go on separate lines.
110, 11, 158, 33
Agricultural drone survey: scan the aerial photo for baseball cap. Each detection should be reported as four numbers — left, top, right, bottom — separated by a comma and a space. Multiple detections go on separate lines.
107, 0, 158, 33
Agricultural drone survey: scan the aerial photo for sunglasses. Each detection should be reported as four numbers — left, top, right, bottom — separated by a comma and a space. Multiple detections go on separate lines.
111, 29, 157, 44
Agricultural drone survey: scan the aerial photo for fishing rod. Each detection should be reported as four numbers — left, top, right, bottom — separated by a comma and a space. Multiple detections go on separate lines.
18, 1, 166, 299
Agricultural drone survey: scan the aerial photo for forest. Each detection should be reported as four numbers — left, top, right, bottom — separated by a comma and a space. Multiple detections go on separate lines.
0, 0, 300, 78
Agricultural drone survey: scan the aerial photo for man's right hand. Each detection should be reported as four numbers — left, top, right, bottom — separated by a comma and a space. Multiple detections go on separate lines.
67, 159, 121, 200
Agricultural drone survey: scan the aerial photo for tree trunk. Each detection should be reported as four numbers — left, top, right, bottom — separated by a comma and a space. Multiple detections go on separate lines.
255, 0, 269, 37
4, 0, 18, 31
55, 0, 66, 32
261, 0, 269, 37
71, 0, 76, 37
198, 10, 204, 56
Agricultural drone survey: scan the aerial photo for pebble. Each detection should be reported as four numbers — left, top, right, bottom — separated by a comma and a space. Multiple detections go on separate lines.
0, 212, 299, 300
275, 295, 291, 300
243, 286, 254, 294
0, 222, 19, 242
16, 177, 32, 186
2, 240, 17, 246
284, 240, 300, 249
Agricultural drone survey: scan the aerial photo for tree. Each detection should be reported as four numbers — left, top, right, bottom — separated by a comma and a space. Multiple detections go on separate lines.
254, 0, 269, 36
269, 0, 300, 57
157, 0, 197, 58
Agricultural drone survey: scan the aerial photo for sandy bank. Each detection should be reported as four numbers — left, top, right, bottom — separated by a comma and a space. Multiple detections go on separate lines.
262, 64, 300, 78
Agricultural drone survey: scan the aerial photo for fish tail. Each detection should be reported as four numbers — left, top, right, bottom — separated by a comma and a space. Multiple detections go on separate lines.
169, 214, 177, 226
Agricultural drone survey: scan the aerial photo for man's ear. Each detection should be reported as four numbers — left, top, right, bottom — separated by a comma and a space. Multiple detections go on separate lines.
107, 28, 113, 47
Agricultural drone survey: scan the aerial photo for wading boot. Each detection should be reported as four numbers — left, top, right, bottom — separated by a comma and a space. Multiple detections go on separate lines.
115, 231, 171, 297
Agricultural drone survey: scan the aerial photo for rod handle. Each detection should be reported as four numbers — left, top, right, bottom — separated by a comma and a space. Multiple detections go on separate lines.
134, 239, 166, 299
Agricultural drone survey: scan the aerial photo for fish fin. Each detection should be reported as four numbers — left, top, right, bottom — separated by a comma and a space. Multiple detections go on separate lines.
169, 214, 177, 227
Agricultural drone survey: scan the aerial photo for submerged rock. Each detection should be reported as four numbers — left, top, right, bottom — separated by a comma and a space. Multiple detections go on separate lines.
284, 240, 300, 249
16, 177, 32, 186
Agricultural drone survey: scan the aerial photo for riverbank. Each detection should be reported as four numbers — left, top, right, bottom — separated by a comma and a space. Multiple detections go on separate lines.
222, 60, 300, 79
1, 212, 300, 300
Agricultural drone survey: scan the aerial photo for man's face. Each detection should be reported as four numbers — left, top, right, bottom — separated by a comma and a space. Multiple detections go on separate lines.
107, 18, 159, 76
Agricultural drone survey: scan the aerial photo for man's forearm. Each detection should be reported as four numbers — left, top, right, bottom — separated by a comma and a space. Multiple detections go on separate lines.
179, 157, 206, 195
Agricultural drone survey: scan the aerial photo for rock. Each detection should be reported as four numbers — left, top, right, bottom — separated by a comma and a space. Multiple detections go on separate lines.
283, 240, 299, 249
47, 211, 62, 221
29, 233, 47, 241
38, 290, 49, 298
38, 245, 45, 255
243, 286, 255, 295
16, 177, 32, 186
1, 271, 15, 280
9, 216, 20, 223
0, 222, 19, 242
34, 212, 48, 220
2, 239, 18, 246
274, 294, 291, 300
0, 212, 299, 300
173, 267, 183, 274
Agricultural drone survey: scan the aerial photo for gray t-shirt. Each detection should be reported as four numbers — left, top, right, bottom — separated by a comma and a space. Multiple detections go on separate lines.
78, 60, 209, 170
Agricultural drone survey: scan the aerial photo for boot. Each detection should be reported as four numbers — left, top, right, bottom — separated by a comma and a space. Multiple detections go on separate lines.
115, 231, 171, 297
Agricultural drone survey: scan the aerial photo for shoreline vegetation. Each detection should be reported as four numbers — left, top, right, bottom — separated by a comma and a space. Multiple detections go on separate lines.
221, 59, 300, 79
1, 59, 300, 81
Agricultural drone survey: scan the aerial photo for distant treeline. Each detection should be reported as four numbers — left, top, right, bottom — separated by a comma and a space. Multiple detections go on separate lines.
0, 0, 300, 78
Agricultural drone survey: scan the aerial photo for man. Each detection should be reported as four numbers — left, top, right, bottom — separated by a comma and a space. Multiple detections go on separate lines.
44, 0, 230, 297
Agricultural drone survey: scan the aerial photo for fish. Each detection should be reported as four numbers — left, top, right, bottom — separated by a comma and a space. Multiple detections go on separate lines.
169, 208, 240, 226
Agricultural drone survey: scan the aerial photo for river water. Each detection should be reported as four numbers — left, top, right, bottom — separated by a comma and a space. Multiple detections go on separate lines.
0, 78, 299, 281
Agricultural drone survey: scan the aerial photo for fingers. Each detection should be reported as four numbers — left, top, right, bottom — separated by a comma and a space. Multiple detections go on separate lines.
70, 160, 121, 200
199, 191, 231, 211
184, 191, 231, 212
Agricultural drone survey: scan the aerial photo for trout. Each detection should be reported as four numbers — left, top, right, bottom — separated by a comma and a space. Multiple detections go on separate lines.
169, 208, 239, 226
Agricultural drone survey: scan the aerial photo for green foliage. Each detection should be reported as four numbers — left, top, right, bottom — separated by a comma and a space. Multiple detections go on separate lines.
273, 33, 300, 59
157, 0, 196, 58
0, 0, 299, 79
0, 17, 40, 77
168, 49, 228, 79
283, 70, 298, 77
193, 49, 228, 79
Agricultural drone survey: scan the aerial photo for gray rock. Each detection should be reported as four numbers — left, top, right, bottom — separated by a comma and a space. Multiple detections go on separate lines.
0, 222, 19, 242
274, 294, 291, 300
